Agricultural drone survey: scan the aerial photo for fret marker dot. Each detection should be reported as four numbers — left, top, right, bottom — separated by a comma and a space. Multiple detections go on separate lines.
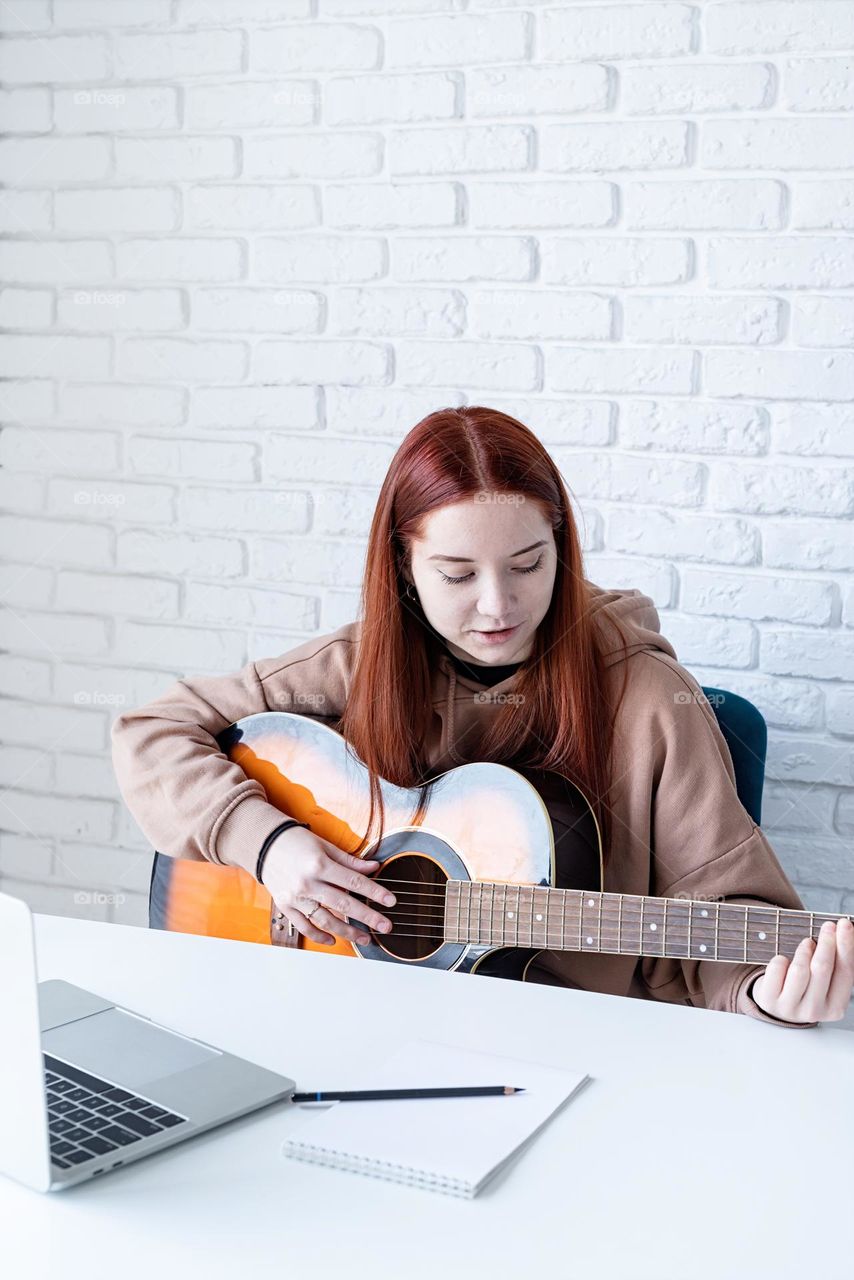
699, 944, 707, 953
701, 910, 708, 917
536, 914, 543, 921
507, 911, 514, 919
758, 931, 766, 940
649, 923, 657, 931
586, 937, 593, 945
587, 898, 594, 907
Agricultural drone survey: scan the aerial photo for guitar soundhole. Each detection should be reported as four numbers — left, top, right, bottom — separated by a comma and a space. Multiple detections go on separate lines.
373, 854, 447, 962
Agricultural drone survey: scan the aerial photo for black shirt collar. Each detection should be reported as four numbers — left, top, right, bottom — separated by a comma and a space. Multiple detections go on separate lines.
442, 644, 522, 688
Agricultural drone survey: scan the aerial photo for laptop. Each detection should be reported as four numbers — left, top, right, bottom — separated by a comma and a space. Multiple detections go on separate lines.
0, 889, 297, 1192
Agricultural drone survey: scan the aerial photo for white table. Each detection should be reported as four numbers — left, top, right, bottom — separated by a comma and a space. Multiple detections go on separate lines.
1, 915, 851, 1280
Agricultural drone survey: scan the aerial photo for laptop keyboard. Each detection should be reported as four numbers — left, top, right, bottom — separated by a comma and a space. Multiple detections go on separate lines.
44, 1052, 187, 1170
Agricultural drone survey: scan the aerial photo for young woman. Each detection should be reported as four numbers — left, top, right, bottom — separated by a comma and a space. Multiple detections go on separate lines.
111, 406, 854, 1029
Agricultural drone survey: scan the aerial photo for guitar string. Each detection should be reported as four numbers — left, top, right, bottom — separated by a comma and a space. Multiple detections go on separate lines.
356, 875, 848, 925
350, 912, 845, 940
349, 921, 833, 949
361, 901, 839, 931
339, 926, 824, 956
343, 926, 824, 957
350, 906, 845, 936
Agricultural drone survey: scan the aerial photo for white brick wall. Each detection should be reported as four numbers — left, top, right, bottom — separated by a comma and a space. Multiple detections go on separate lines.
1, 1, 853, 1026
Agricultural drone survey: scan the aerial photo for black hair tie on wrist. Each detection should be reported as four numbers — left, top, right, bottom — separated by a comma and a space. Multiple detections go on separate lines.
255, 819, 310, 886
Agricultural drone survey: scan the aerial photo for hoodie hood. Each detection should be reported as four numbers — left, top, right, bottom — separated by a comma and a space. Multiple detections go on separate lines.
583, 581, 677, 668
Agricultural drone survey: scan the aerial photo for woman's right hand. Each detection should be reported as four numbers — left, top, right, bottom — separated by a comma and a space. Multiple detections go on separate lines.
259, 825, 397, 946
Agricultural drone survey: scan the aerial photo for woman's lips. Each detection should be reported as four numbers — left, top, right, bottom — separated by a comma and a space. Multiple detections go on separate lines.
470, 624, 520, 644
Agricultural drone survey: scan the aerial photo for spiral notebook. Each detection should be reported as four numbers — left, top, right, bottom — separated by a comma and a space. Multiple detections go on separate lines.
281, 1038, 590, 1198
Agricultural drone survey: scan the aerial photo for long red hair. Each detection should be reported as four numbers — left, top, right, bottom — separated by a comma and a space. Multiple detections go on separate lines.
338, 406, 634, 869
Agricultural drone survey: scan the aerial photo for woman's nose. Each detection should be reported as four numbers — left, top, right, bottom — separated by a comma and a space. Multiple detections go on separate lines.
476, 579, 517, 616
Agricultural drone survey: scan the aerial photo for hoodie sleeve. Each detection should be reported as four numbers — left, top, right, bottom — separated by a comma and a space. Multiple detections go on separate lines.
110, 658, 296, 879
639, 658, 819, 1030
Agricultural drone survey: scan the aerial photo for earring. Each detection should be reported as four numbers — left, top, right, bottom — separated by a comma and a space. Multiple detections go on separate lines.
404, 582, 416, 600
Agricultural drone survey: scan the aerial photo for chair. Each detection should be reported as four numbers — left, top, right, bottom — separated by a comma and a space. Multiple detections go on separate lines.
700, 685, 768, 826
147, 685, 769, 930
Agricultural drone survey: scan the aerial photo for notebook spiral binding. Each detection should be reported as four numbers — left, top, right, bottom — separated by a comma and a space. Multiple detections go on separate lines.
282, 1141, 473, 1198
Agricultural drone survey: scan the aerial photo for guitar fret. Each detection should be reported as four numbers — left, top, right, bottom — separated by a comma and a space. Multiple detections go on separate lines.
715, 901, 720, 960
618, 894, 622, 955
748, 905, 777, 961
581, 894, 599, 951
690, 900, 714, 959
545, 885, 552, 950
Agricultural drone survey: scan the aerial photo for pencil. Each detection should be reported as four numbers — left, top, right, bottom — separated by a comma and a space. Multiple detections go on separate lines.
290, 1085, 525, 1103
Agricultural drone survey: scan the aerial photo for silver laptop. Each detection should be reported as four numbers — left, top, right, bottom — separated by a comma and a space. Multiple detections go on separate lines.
0, 889, 296, 1192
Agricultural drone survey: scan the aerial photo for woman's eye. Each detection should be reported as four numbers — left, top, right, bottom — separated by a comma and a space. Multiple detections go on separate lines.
439, 554, 544, 585
517, 554, 544, 576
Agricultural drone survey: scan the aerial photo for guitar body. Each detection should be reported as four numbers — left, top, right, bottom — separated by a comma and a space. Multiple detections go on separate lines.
149, 711, 604, 983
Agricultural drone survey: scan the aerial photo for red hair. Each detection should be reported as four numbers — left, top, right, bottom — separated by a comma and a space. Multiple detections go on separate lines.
338, 405, 634, 869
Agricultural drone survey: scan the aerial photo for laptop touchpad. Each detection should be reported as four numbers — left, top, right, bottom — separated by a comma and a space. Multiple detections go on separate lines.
43, 1006, 220, 1089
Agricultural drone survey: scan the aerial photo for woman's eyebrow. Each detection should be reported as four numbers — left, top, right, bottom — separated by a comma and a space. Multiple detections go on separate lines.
427, 539, 547, 563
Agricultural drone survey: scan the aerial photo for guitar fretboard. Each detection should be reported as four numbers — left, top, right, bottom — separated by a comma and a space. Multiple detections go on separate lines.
444, 882, 849, 964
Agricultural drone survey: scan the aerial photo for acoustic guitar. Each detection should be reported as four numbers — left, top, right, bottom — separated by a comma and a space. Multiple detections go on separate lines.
149, 711, 850, 984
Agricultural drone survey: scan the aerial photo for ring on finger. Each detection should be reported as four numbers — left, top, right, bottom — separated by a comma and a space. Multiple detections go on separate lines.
275, 902, 323, 921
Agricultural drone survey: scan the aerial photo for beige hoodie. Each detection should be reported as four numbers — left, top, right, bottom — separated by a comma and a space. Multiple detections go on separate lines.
110, 580, 817, 1030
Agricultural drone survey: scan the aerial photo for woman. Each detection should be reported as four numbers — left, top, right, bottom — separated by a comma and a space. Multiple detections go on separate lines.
111, 406, 854, 1029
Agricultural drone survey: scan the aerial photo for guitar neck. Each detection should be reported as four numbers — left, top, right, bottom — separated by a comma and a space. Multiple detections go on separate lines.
445, 882, 851, 964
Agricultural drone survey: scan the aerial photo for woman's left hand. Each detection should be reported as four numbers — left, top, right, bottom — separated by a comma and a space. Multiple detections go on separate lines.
751, 917, 854, 1023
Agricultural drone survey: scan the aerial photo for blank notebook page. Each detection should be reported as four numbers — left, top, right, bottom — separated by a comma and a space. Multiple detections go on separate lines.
281, 1038, 591, 1198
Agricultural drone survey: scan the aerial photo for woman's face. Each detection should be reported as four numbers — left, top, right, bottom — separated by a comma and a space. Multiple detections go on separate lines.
405, 494, 558, 664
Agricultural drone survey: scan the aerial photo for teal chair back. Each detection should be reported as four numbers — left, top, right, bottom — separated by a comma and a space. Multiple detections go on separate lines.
700, 686, 768, 825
